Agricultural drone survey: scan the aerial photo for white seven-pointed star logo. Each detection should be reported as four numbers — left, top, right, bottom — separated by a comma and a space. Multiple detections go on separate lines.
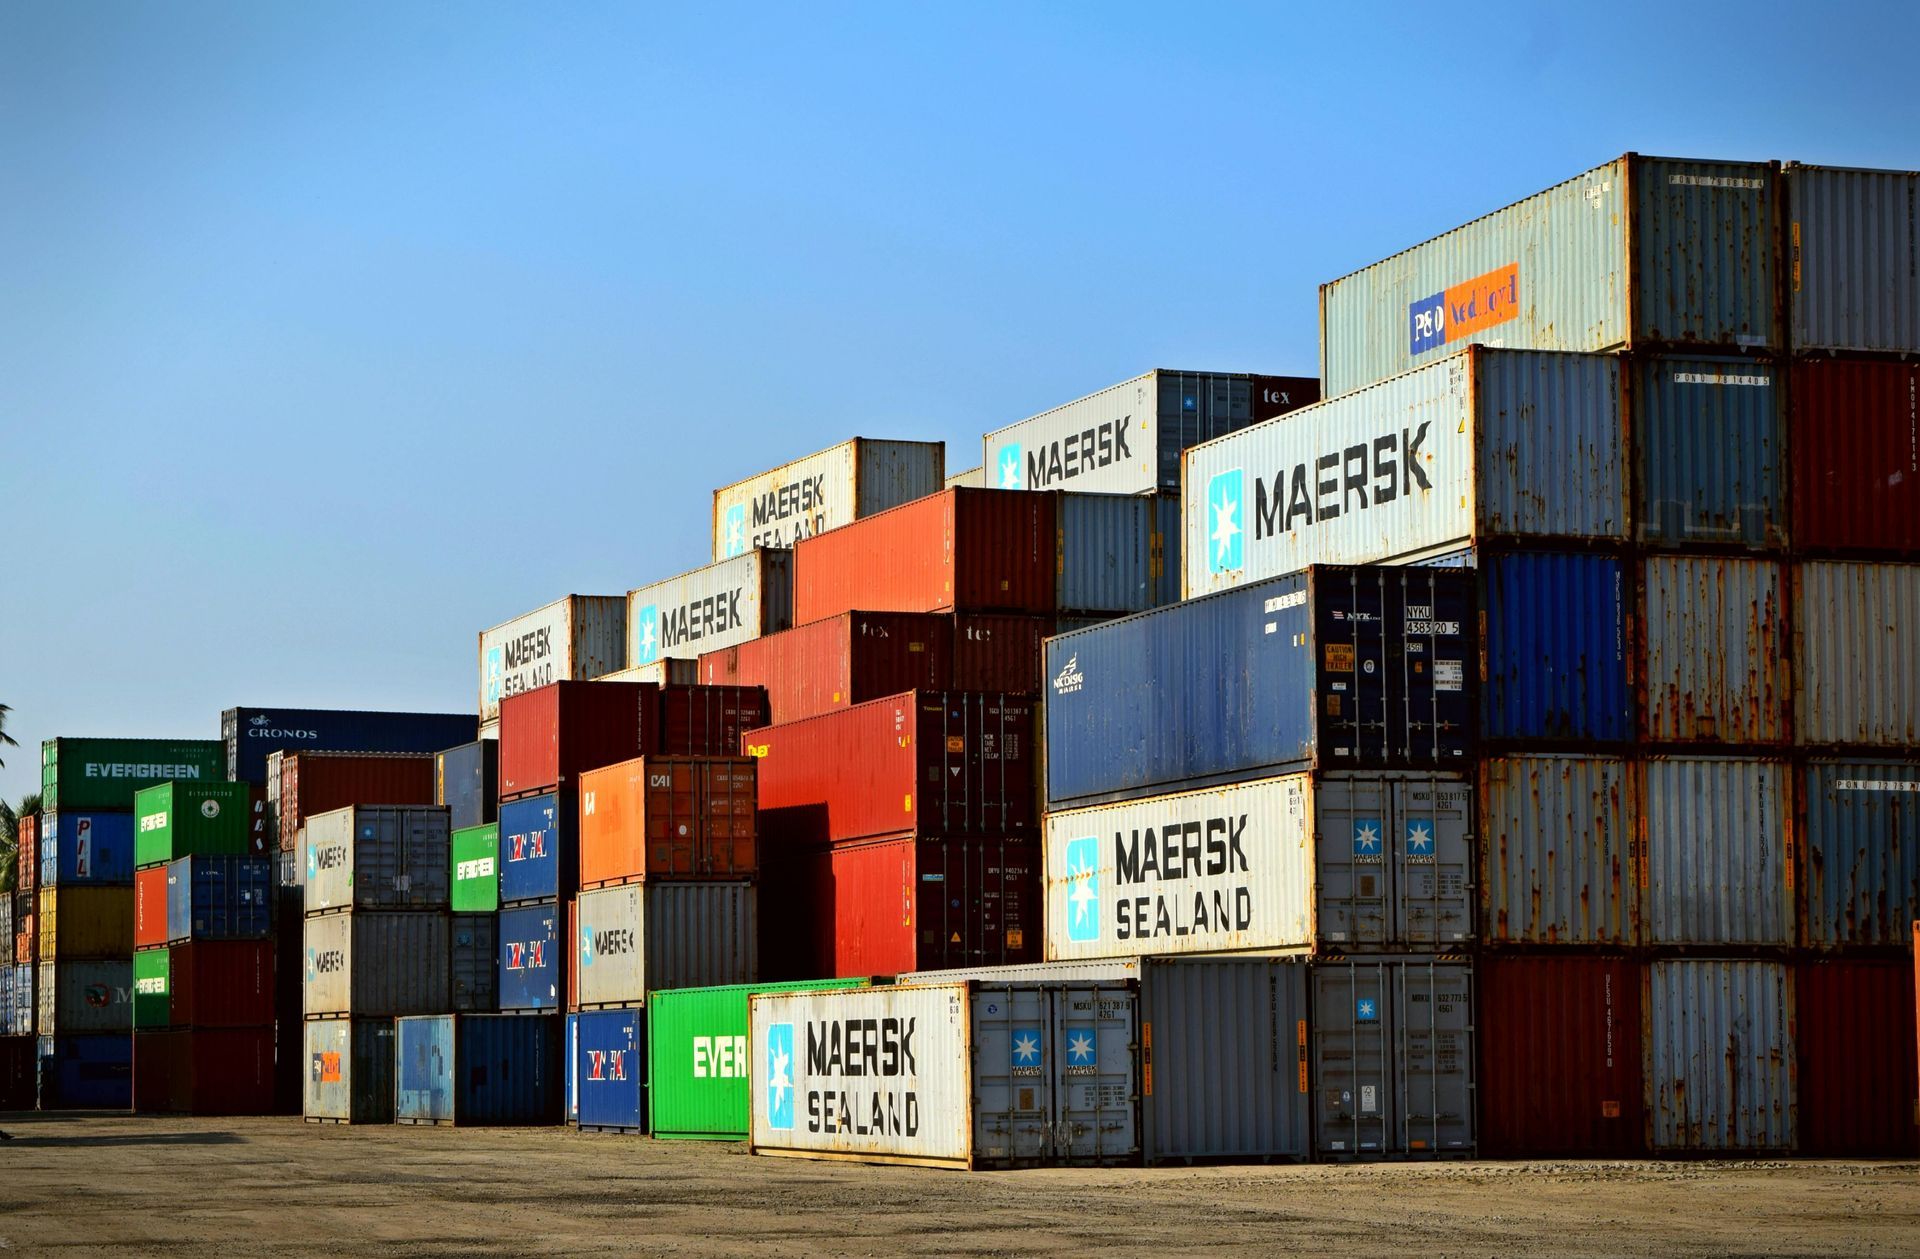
1357, 998, 1376, 1020
768, 1043, 792, 1111
637, 615, 658, 661
1069, 855, 1097, 926
1067, 1033, 1094, 1064
1406, 822, 1434, 854
1012, 1032, 1040, 1065
725, 510, 745, 556
999, 447, 1022, 489
1354, 822, 1381, 853
1211, 494, 1240, 565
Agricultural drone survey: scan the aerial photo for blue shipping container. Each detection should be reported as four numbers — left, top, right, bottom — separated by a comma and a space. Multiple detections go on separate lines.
498, 901, 563, 1011
223, 706, 479, 785
1054, 492, 1182, 615
396, 1013, 562, 1126
1802, 760, 1920, 949
1480, 551, 1631, 744
574, 1007, 644, 1133
1043, 565, 1476, 809
4, 964, 32, 1035
497, 792, 574, 906
38, 1033, 132, 1108
1636, 357, 1784, 549
37, 812, 135, 886
565, 1012, 579, 1123
165, 855, 274, 943
451, 912, 498, 1013
437, 739, 499, 831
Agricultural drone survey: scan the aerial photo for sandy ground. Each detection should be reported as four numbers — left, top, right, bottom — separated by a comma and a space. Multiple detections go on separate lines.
0, 1112, 1914, 1257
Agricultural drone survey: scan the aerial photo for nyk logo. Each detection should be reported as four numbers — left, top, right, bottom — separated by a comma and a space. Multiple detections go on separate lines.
1017, 417, 1132, 488
506, 829, 548, 863
586, 1049, 628, 1082
506, 941, 546, 971
1052, 654, 1084, 695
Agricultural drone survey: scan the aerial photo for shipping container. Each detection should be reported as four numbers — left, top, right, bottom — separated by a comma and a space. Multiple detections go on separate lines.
165, 855, 273, 943
749, 691, 1036, 846
278, 752, 438, 852
134, 867, 169, 949
1318, 153, 1778, 397
952, 614, 1052, 696
1646, 959, 1795, 1152
436, 739, 498, 831
37, 885, 133, 960
1310, 957, 1475, 1159
699, 611, 954, 726
134, 1027, 275, 1115
498, 793, 572, 906
627, 549, 794, 669
37, 960, 133, 1035
1800, 759, 1920, 949
3, 966, 31, 1036
656, 684, 768, 761
1796, 560, 1920, 747
303, 805, 451, 915
1641, 757, 1792, 947
395, 1013, 563, 1126
302, 911, 451, 1019
1790, 358, 1920, 554
223, 706, 478, 786
572, 882, 756, 1007
1638, 554, 1789, 744
498, 681, 657, 800
577, 757, 757, 886
131, 939, 273, 1030
16, 812, 35, 895
41, 737, 225, 812
573, 1006, 645, 1132
450, 912, 497, 1013
1477, 955, 1646, 1158
1043, 772, 1470, 962
478, 594, 628, 727
986, 370, 1318, 495
1635, 356, 1784, 548
131, 947, 168, 1028
38, 1033, 132, 1109
1052, 492, 1181, 615
1182, 349, 1626, 595
1480, 755, 1638, 946
712, 437, 945, 560
593, 659, 699, 686
1785, 164, 1920, 354
0, 1036, 33, 1109
564, 1011, 579, 1123
35, 811, 134, 886
1045, 566, 1474, 810
498, 901, 563, 1012
303, 1017, 395, 1123
946, 466, 984, 490
1795, 956, 1918, 1156
646, 979, 870, 1140
748, 980, 1139, 1168
1480, 550, 1632, 744
133, 780, 251, 870
451, 823, 500, 912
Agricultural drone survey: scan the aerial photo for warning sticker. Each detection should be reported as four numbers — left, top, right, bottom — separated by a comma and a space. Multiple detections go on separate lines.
1434, 660, 1464, 692
1325, 644, 1355, 673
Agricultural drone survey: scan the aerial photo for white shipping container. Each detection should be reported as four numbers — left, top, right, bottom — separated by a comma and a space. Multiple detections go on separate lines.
594, 660, 698, 686
302, 805, 451, 915
477, 595, 627, 726
711, 438, 945, 561
624, 550, 793, 670
748, 981, 1139, 1169
573, 882, 757, 1008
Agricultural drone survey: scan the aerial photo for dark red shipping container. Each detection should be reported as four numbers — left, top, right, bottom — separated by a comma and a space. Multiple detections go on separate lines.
656, 684, 768, 760
1792, 357, 1920, 554
952, 614, 1051, 695
0, 1035, 34, 1109
278, 751, 437, 851
793, 487, 1058, 623
699, 611, 954, 725
17, 813, 35, 895
499, 681, 659, 801
1478, 954, 1647, 1158
1797, 955, 1919, 1156
746, 691, 1036, 847
170, 940, 276, 1028
134, 1027, 276, 1115
134, 866, 170, 950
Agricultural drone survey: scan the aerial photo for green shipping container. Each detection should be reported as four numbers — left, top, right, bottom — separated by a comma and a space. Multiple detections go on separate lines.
646, 978, 871, 1140
134, 781, 253, 870
451, 824, 499, 913
133, 948, 171, 1029
43, 738, 226, 812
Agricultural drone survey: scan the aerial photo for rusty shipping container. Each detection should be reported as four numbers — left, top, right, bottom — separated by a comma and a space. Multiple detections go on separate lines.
303, 910, 451, 1019
1637, 554, 1789, 745
478, 594, 627, 727
747, 691, 1035, 847
711, 437, 945, 561
1634, 356, 1785, 549
793, 487, 1057, 622
1479, 754, 1638, 947
1640, 757, 1792, 948
277, 752, 436, 853
1795, 561, 1920, 747
1646, 959, 1795, 1153
15, 813, 35, 896
499, 682, 659, 800
576, 756, 757, 886
1796, 956, 1918, 1156
701, 611, 954, 726
1785, 164, 1920, 354
1478, 955, 1646, 1158
1791, 358, 1920, 555
1800, 759, 1920, 949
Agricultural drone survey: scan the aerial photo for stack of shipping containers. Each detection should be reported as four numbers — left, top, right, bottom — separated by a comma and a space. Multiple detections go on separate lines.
440, 737, 501, 1021
0, 813, 35, 1105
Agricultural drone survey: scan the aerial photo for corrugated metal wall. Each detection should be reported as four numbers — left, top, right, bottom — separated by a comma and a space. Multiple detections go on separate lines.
1790, 358, 1920, 555
1481, 551, 1631, 743
1635, 357, 1784, 548
1633, 157, 1778, 351
1646, 960, 1796, 1152
1473, 349, 1631, 542
1480, 754, 1637, 946
1801, 759, 1920, 949
1795, 956, 1920, 1156
1787, 165, 1920, 354
1478, 955, 1646, 1157
1640, 757, 1792, 947
1053, 492, 1180, 615
1639, 555, 1789, 744
1796, 561, 1920, 746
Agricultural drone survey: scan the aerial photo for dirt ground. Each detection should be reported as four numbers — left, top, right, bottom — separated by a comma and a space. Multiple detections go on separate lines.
0, 1113, 1914, 1257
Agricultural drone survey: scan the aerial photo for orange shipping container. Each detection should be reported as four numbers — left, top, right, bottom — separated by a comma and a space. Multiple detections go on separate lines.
135, 867, 170, 950
14, 922, 32, 964
577, 757, 757, 887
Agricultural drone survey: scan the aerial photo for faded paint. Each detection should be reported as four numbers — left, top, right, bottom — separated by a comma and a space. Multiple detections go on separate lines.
1646, 960, 1795, 1152
711, 438, 945, 561
1638, 555, 1789, 744
1801, 759, 1920, 949
478, 595, 627, 726
1640, 757, 1792, 947
1796, 561, 1920, 746
1480, 755, 1637, 946
1787, 164, 1920, 354
1635, 356, 1785, 548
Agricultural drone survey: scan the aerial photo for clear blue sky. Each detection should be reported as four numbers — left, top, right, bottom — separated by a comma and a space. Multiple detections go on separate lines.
2, 1, 1914, 803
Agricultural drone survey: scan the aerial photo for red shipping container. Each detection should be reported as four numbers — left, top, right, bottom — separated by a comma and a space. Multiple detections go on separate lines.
1478, 954, 1647, 1158
577, 756, 758, 887
170, 940, 276, 1028
135, 866, 171, 950
657, 684, 768, 760
566, 896, 578, 1012
794, 488, 1058, 623
1792, 357, 1920, 554
952, 614, 1051, 695
500, 681, 659, 801
13, 922, 31, 964
1797, 955, 1919, 1156
0, 1036, 33, 1109
278, 752, 437, 851
699, 611, 954, 725
17, 813, 35, 895
134, 1028, 276, 1116
746, 691, 1036, 847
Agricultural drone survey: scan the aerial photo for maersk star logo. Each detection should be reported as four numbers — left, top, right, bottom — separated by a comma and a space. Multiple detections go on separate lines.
1405, 819, 1435, 856
1064, 835, 1100, 943
1352, 818, 1383, 857
1356, 997, 1378, 1023
1067, 1031, 1096, 1069
1011, 1027, 1043, 1072
483, 645, 504, 704
633, 606, 660, 665
1206, 468, 1244, 573
723, 505, 747, 558
579, 923, 595, 968
766, 1022, 795, 1130
997, 444, 1024, 489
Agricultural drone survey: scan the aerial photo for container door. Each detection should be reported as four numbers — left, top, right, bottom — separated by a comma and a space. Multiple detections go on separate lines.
1312, 962, 1390, 1157
1313, 568, 1395, 762
970, 985, 1053, 1167
1395, 777, 1474, 947
396, 1018, 454, 1122
1048, 984, 1138, 1164
1313, 778, 1392, 948
1396, 962, 1474, 1155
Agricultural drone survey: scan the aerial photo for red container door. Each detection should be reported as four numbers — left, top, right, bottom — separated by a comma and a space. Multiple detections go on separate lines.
500, 681, 659, 800
17, 815, 35, 895
657, 685, 767, 757
284, 754, 437, 837
1798, 956, 1920, 1156
1792, 358, 1920, 554
952, 614, 1050, 694
133, 1031, 187, 1114
174, 941, 276, 1028
134, 867, 170, 950
824, 836, 1039, 977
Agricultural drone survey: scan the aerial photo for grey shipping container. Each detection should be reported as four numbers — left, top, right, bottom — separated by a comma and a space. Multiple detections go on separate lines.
478, 594, 628, 726
1310, 957, 1474, 1159
450, 912, 498, 1012
625, 549, 793, 670
1634, 356, 1785, 549
1800, 759, 1920, 949
303, 1017, 396, 1124
1053, 492, 1181, 615
1479, 755, 1638, 947
573, 882, 756, 1008
1638, 555, 1789, 745
1319, 153, 1778, 397
1646, 960, 1795, 1152
303, 910, 451, 1019
1785, 164, 1920, 354
1641, 757, 1792, 948
945, 466, 985, 490
303, 805, 451, 915
712, 437, 946, 561
37, 961, 133, 1035
1795, 561, 1920, 747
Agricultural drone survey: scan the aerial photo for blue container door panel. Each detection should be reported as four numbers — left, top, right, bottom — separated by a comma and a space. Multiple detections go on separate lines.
565, 1013, 579, 1123
397, 1017, 455, 1122
498, 794, 571, 905
498, 904, 562, 1011
575, 1008, 644, 1131
1481, 551, 1630, 743
41, 813, 136, 885
460, 1014, 561, 1124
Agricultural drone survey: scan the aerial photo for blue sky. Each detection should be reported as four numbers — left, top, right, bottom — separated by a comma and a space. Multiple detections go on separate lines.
1, 1, 1914, 802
